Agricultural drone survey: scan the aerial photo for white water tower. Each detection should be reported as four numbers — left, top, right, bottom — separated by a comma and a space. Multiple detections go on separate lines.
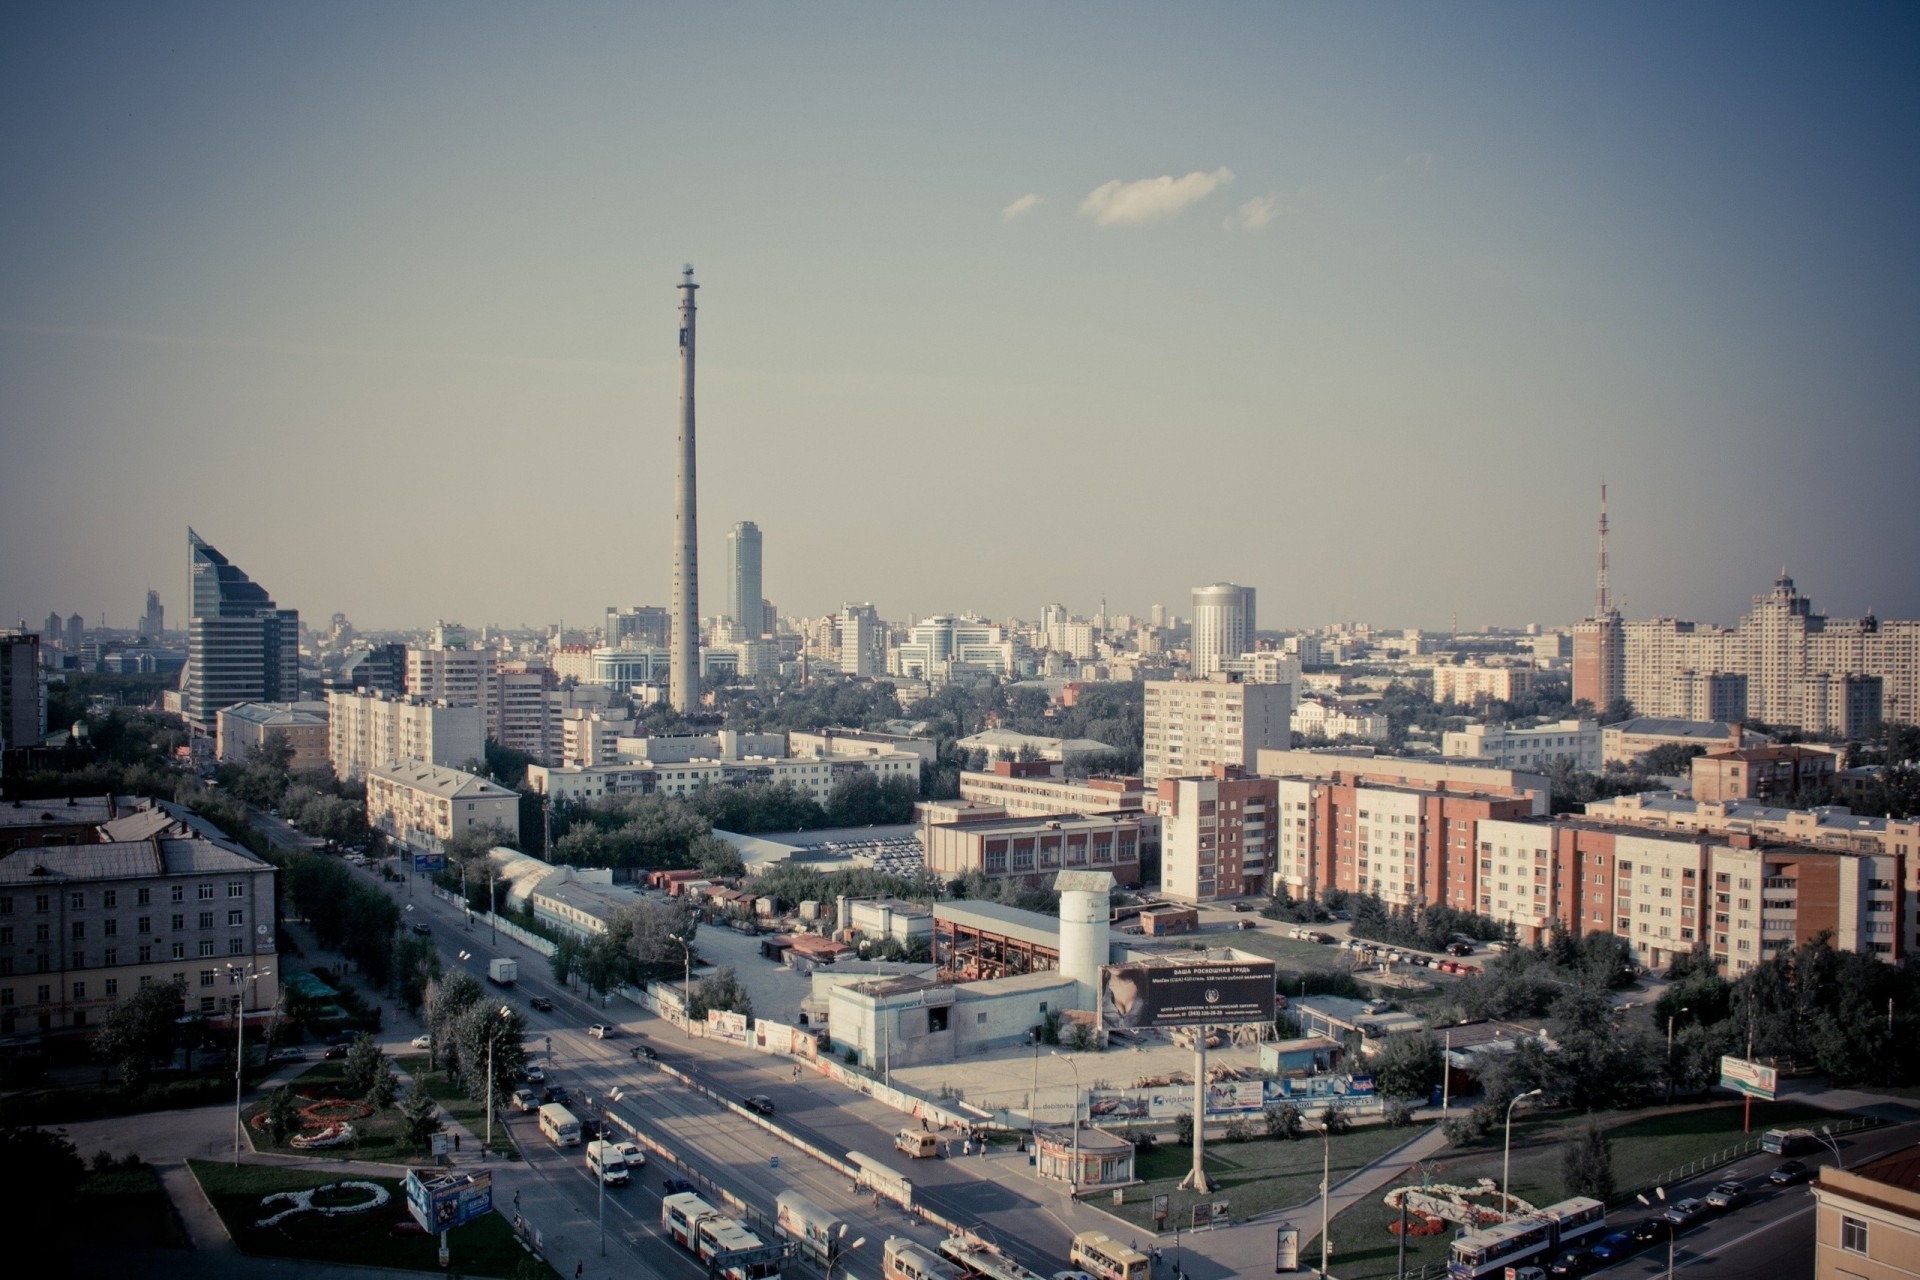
1054, 869, 1113, 1009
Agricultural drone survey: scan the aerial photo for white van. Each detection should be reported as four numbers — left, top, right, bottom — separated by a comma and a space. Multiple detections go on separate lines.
586, 1139, 630, 1186
538, 1102, 582, 1147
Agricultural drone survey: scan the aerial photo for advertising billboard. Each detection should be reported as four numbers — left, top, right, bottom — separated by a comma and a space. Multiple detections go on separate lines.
1718, 1055, 1778, 1100
1100, 960, 1278, 1029
405, 1170, 493, 1233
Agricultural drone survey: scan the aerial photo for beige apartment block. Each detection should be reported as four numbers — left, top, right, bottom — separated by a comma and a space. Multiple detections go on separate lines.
1143, 675, 1292, 789
1814, 1149, 1920, 1280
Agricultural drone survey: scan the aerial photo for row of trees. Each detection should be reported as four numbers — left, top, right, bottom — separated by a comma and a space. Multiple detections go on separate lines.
280, 854, 401, 987
420, 971, 530, 1104
1343, 893, 1509, 953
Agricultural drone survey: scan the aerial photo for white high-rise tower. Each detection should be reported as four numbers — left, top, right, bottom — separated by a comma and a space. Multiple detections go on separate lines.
1190, 582, 1255, 676
670, 266, 700, 713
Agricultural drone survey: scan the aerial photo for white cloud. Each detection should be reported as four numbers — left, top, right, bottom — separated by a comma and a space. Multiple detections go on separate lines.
1000, 193, 1045, 222
1225, 193, 1287, 231
1078, 167, 1235, 227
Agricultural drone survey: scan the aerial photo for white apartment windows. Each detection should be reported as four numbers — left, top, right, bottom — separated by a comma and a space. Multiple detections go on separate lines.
228, 882, 245, 898
69, 891, 84, 910
137, 887, 150, 906
104, 979, 117, 996
170, 885, 184, 904
1841, 1216, 1868, 1254
102, 890, 116, 908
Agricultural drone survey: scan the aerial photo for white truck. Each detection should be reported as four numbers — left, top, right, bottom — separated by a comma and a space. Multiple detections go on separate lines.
488, 958, 518, 986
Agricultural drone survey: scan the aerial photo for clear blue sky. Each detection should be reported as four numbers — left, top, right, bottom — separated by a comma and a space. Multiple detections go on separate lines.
3, 2, 1916, 633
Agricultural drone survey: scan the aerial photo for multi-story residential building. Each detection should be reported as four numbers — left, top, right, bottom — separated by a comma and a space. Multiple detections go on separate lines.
1583, 792, 1920, 863
1429, 662, 1535, 707
1571, 613, 1623, 711
525, 730, 921, 805
921, 811, 1143, 889
406, 639, 496, 731
556, 707, 634, 768
494, 660, 556, 763
837, 603, 883, 677
726, 521, 763, 637
364, 760, 520, 856
1157, 766, 1275, 901
215, 701, 330, 771
0, 798, 278, 1036
1255, 749, 1551, 814
1811, 1147, 1920, 1280
329, 642, 409, 696
1691, 744, 1841, 804
1, 630, 45, 750
1600, 717, 1753, 766
1442, 720, 1602, 772
958, 761, 1149, 818
1621, 572, 1920, 731
1224, 650, 1303, 687
1143, 675, 1292, 788
1190, 583, 1255, 678
1291, 699, 1390, 743
182, 530, 300, 735
1271, 771, 1539, 910
327, 691, 484, 782
605, 604, 671, 650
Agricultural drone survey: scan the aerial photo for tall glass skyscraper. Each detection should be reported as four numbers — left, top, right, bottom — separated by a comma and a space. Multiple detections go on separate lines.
1190, 583, 1255, 677
727, 520, 763, 638
182, 529, 299, 734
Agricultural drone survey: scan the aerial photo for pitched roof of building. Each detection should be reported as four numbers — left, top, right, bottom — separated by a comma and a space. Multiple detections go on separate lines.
368, 759, 514, 798
0, 836, 265, 884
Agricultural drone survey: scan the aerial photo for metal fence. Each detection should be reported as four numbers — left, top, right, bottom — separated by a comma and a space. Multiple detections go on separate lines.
1622, 1112, 1881, 1204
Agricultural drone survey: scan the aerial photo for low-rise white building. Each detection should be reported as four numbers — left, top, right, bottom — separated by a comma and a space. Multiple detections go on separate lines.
1290, 699, 1390, 743
1443, 719, 1602, 772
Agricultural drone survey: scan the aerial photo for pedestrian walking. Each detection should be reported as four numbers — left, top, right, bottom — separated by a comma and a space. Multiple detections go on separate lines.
454, 1133, 461, 1152
576, 1263, 584, 1280
514, 1190, 520, 1210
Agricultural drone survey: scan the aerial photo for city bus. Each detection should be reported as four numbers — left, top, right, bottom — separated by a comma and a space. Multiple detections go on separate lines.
1447, 1198, 1608, 1279
538, 1103, 581, 1147
1539, 1197, 1607, 1251
695, 1215, 782, 1280
1068, 1231, 1151, 1280
663, 1191, 720, 1250
885, 1238, 965, 1280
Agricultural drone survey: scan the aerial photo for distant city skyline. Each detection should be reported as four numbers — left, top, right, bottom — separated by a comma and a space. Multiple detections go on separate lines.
3, 5, 1917, 630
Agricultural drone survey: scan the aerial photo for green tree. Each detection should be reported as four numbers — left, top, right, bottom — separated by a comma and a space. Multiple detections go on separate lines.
400, 1085, 443, 1150
0, 1124, 87, 1237
343, 1033, 385, 1097
1372, 1032, 1443, 1100
691, 833, 745, 880
394, 934, 442, 1015
365, 1059, 399, 1111
687, 966, 753, 1020
92, 978, 185, 1091
1560, 1117, 1615, 1201
423, 971, 484, 1072
453, 1001, 528, 1105
264, 1085, 301, 1144
1263, 1103, 1301, 1140
550, 936, 581, 987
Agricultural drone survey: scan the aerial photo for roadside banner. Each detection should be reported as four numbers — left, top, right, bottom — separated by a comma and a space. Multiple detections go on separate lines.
1719, 1055, 1778, 1100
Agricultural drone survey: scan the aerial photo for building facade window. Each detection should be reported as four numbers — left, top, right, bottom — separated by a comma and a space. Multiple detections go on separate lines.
1841, 1215, 1868, 1254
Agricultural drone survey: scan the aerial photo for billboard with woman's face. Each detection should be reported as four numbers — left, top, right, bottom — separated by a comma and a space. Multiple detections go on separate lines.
1100, 960, 1277, 1028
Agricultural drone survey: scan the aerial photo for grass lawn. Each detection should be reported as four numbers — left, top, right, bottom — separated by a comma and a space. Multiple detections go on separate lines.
398, 1055, 519, 1157
77, 1161, 187, 1248
1323, 1098, 1854, 1280
1105, 1122, 1430, 1233
189, 1159, 556, 1278
245, 1062, 428, 1165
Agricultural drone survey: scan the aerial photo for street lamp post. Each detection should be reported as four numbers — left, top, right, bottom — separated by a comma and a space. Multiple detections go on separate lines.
1318, 1119, 1332, 1279
583, 1091, 606, 1256
1052, 1050, 1082, 1193
227, 962, 270, 1165
1819, 1125, 1845, 1171
1501, 1089, 1544, 1219
826, 1233, 867, 1280
484, 1005, 510, 1147
670, 933, 691, 1038
1665, 1006, 1691, 1103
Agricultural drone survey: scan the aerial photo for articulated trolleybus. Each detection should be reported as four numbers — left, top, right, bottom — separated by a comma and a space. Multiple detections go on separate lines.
1447, 1197, 1606, 1279
884, 1237, 965, 1280
661, 1191, 782, 1280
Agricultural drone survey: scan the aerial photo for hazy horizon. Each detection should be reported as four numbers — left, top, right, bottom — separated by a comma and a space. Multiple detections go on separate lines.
4, 4, 1917, 635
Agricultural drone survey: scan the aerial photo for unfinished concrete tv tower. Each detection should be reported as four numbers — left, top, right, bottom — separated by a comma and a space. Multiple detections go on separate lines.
670, 265, 700, 714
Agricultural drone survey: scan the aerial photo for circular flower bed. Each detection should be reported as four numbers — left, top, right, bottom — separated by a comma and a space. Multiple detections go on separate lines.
290, 1123, 356, 1149
250, 1083, 375, 1146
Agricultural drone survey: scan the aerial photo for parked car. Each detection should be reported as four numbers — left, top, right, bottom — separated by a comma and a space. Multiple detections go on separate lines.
1705, 1180, 1750, 1210
529, 997, 554, 1012
1447, 942, 1475, 956
523, 1065, 546, 1083
742, 1095, 776, 1116
323, 1044, 350, 1060
1587, 1231, 1638, 1263
589, 1023, 612, 1038
512, 1087, 539, 1113
1664, 1198, 1708, 1227
268, 1047, 308, 1063
1546, 1250, 1592, 1277
662, 1176, 696, 1194
1629, 1217, 1673, 1244
410, 1035, 432, 1049
614, 1140, 647, 1169
1769, 1160, 1813, 1186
